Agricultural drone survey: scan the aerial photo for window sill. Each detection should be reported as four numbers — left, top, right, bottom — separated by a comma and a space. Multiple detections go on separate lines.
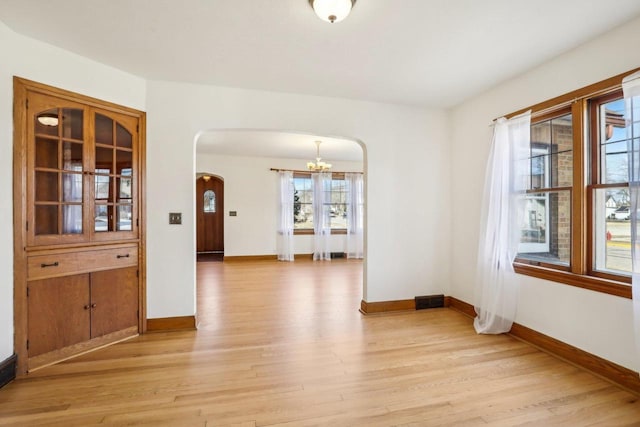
293, 229, 347, 236
513, 262, 631, 299
294, 229, 315, 236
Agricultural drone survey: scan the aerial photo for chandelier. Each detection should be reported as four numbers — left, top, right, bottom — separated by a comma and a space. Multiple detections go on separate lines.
307, 141, 332, 171
309, 0, 356, 24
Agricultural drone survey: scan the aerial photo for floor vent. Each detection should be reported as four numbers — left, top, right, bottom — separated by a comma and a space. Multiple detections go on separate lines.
330, 252, 345, 259
415, 294, 445, 310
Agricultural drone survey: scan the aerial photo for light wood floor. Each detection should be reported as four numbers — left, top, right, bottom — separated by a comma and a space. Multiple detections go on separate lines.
1, 259, 640, 426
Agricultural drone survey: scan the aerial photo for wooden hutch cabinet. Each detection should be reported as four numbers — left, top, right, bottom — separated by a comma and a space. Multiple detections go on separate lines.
13, 78, 146, 374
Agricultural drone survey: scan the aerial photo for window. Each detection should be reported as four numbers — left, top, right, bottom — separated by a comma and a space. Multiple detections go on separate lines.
329, 178, 347, 229
204, 190, 216, 213
292, 172, 348, 233
513, 70, 638, 298
591, 93, 631, 278
517, 111, 573, 268
293, 175, 313, 229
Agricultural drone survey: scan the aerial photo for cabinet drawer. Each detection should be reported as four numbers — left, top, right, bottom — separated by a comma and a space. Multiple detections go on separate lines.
27, 246, 138, 280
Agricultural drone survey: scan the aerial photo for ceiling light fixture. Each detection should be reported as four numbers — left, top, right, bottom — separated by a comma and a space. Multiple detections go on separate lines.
37, 113, 59, 127
307, 140, 332, 172
309, 0, 356, 23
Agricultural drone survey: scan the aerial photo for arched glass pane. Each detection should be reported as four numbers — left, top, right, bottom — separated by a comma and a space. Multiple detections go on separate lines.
204, 190, 216, 213
95, 113, 113, 145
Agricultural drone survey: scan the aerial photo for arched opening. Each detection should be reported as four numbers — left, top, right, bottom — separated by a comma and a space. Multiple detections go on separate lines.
193, 129, 367, 326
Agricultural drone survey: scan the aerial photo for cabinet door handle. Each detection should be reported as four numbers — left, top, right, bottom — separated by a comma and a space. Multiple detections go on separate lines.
117, 254, 130, 259
84, 304, 90, 310
91, 303, 97, 309
40, 262, 59, 268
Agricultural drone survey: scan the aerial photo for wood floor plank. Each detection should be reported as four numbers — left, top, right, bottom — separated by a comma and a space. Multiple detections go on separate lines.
1, 258, 639, 426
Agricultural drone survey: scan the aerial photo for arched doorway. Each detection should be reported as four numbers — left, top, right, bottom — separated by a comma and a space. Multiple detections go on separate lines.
193, 129, 366, 299
196, 174, 224, 261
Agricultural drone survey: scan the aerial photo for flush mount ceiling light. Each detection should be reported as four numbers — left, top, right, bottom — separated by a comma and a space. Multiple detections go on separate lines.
37, 113, 59, 127
309, 0, 356, 23
307, 140, 332, 171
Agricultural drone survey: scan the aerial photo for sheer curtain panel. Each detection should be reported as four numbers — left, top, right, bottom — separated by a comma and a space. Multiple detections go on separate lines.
345, 173, 364, 259
277, 170, 295, 261
623, 71, 640, 371
312, 172, 332, 260
474, 111, 531, 334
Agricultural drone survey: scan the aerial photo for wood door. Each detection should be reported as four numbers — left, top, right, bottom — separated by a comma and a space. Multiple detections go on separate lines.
90, 267, 139, 338
27, 274, 91, 357
196, 176, 224, 253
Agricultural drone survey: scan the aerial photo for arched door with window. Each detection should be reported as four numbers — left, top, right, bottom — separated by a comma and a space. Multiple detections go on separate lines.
196, 175, 224, 254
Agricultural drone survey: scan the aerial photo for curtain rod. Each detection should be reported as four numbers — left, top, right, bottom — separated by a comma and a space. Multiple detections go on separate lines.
493, 99, 574, 124
269, 168, 362, 174
492, 67, 640, 124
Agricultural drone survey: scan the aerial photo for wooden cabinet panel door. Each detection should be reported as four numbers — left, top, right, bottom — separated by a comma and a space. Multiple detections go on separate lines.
27, 275, 91, 357
90, 267, 138, 338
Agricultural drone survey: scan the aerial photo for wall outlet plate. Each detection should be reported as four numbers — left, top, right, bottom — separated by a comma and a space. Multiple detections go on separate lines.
169, 212, 182, 224
229, 211, 237, 216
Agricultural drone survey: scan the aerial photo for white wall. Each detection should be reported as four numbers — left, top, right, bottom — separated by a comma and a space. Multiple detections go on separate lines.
450, 16, 640, 371
146, 81, 450, 318
196, 153, 363, 257
0, 23, 146, 361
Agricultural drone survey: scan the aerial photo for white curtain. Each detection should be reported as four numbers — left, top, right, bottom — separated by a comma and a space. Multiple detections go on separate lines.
623, 71, 640, 371
345, 172, 364, 259
277, 170, 295, 261
474, 111, 531, 334
312, 172, 332, 261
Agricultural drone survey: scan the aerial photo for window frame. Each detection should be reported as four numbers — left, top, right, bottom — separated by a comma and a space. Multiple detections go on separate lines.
515, 107, 574, 270
510, 68, 640, 299
586, 90, 631, 284
292, 171, 348, 235
292, 172, 313, 233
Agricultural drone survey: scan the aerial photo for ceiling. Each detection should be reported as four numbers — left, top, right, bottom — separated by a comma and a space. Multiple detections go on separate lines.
2, 0, 640, 161
2, 0, 640, 109
197, 130, 363, 162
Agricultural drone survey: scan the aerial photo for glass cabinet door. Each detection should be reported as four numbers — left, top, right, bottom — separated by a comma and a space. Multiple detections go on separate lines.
27, 93, 139, 246
91, 111, 137, 241
30, 100, 88, 246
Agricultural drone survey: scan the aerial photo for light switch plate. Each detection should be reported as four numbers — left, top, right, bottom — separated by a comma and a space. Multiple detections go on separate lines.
169, 212, 182, 224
